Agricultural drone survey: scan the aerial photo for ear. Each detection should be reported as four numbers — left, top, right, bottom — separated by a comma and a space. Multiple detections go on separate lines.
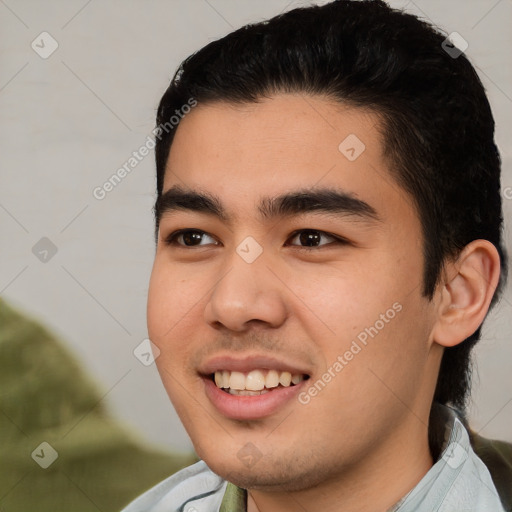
431, 240, 501, 348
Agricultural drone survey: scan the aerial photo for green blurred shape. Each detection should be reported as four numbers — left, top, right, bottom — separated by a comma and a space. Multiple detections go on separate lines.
0, 299, 196, 512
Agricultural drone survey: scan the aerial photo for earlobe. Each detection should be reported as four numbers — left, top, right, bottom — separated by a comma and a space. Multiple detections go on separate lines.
432, 240, 501, 348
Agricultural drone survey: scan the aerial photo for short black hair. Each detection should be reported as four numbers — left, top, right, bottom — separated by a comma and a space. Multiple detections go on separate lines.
153, 0, 507, 411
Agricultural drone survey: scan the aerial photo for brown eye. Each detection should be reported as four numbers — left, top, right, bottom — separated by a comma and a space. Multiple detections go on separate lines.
288, 229, 338, 248
165, 230, 217, 247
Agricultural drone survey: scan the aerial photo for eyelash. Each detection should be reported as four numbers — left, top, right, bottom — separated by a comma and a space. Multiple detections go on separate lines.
163, 229, 348, 250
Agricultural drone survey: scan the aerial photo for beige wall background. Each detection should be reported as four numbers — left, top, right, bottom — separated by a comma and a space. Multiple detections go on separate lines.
1, 0, 511, 454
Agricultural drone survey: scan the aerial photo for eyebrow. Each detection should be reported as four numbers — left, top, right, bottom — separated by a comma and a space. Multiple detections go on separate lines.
155, 185, 380, 225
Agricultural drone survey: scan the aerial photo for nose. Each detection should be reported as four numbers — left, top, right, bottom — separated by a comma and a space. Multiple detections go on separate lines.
203, 252, 288, 332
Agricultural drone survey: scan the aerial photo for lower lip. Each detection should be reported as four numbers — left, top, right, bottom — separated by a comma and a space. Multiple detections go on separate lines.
203, 377, 306, 420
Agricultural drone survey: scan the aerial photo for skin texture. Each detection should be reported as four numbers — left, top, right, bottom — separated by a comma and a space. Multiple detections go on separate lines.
147, 94, 500, 512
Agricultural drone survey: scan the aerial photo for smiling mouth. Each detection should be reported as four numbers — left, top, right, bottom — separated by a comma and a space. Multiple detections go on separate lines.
211, 369, 310, 396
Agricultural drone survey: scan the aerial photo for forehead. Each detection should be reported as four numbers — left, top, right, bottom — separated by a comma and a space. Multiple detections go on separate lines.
163, 94, 413, 223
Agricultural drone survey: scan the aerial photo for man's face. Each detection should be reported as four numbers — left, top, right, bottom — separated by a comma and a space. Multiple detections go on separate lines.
147, 94, 443, 491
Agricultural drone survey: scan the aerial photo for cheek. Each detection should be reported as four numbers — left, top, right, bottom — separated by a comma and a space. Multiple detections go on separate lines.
147, 259, 205, 340
288, 258, 430, 376
298, 300, 431, 435
284, 260, 399, 342
147, 259, 213, 399
342, 297, 432, 413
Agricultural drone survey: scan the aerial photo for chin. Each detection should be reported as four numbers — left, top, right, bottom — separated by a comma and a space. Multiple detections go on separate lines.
200, 448, 329, 493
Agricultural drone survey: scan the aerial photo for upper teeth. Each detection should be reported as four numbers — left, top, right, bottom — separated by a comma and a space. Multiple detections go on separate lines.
214, 369, 304, 391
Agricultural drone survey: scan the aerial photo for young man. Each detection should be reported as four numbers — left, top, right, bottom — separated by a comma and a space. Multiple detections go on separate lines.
123, 1, 511, 510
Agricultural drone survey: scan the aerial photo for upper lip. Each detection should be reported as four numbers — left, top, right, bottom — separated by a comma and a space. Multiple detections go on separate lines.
198, 354, 311, 376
